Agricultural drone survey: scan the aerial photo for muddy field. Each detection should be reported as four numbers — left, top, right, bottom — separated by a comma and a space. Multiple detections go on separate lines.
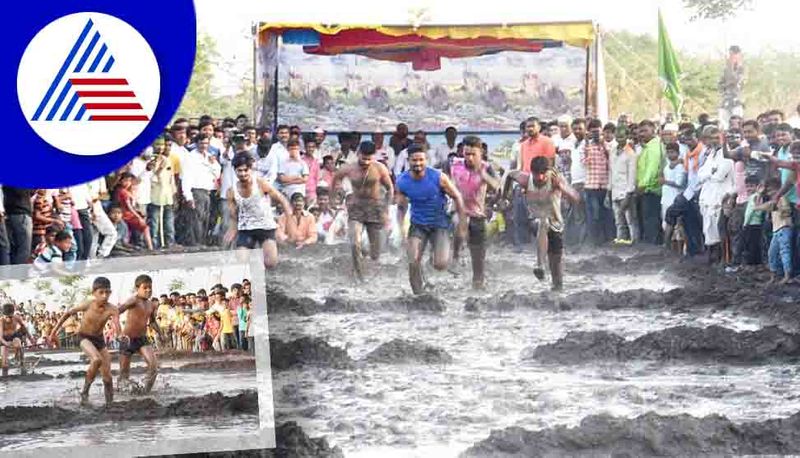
256, 243, 800, 457
0, 350, 259, 452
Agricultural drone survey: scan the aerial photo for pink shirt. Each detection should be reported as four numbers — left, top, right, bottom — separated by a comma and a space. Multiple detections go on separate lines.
450, 159, 489, 217
303, 154, 320, 200
734, 161, 748, 204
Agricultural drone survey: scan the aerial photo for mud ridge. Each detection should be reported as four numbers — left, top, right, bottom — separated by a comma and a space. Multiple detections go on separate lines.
0, 390, 257, 435
267, 286, 445, 315
269, 337, 355, 370
525, 325, 800, 364
465, 288, 677, 313
461, 410, 800, 457
363, 339, 453, 365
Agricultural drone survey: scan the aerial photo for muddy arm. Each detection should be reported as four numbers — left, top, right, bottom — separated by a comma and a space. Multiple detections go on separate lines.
49, 302, 89, 341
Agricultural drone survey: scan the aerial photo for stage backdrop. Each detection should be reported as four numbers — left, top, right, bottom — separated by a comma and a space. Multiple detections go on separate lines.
262, 43, 587, 132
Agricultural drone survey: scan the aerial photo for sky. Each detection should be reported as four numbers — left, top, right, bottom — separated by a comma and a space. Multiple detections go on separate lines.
195, 0, 800, 95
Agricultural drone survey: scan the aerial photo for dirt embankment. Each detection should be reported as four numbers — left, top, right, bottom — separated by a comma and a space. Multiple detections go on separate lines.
267, 287, 444, 315
524, 325, 800, 364
0, 391, 257, 435
461, 410, 800, 457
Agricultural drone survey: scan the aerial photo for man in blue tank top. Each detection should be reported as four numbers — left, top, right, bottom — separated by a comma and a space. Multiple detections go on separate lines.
396, 145, 466, 294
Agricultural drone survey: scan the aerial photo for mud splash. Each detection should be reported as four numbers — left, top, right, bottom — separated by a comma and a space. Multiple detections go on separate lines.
364, 339, 453, 365
525, 325, 800, 364
0, 391, 257, 435
461, 410, 800, 457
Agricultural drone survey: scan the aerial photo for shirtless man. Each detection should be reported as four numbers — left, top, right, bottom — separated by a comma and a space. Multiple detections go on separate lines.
504, 156, 581, 291
396, 145, 466, 294
117, 274, 163, 394
449, 136, 500, 289
1, 303, 36, 377
225, 152, 293, 269
332, 141, 394, 281
49, 277, 122, 405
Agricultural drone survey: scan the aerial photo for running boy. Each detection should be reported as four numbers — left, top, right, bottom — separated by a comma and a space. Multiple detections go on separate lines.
1, 303, 36, 376
118, 274, 163, 394
49, 277, 122, 405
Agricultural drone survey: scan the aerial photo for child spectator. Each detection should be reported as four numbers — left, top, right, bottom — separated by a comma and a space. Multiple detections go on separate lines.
238, 295, 250, 352
244, 296, 254, 355
33, 230, 72, 272
738, 175, 765, 267
115, 173, 154, 251
754, 178, 793, 284
220, 302, 236, 351
108, 205, 140, 256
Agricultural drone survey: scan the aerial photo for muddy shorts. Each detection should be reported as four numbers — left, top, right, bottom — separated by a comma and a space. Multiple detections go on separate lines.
2, 331, 24, 345
347, 199, 385, 227
409, 224, 450, 251
236, 229, 276, 249
79, 333, 106, 351
466, 217, 487, 247
547, 230, 563, 254
122, 335, 152, 356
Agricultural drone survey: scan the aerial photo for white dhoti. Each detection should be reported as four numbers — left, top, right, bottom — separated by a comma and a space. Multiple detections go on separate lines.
701, 203, 722, 246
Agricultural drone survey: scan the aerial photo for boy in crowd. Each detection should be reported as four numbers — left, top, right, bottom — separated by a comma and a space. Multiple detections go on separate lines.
1, 303, 35, 377
108, 205, 138, 255
49, 277, 122, 405
739, 176, 766, 267
753, 178, 793, 284
33, 229, 73, 274
660, 143, 687, 250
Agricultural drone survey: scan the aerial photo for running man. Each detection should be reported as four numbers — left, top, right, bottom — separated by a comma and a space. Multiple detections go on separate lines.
396, 145, 466, 294
504, 156, 581, 291
332, 141, 394, 281
449, 136, 500, 289
117, 274, 163, 394
49, 277, 122, 405
225, 152, 293, 269
1, 303, 36, 377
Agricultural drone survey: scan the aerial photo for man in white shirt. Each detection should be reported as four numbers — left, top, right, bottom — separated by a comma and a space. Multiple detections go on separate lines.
314, 127, 335, 163
68, 183, 94, 260
130, 151, 153, 215
432, 126, 458, 169
372, 131, 395, 171
180, 135, 221, 246
277, 140, 309, 198
263, 125, 291, 186
87, 177, 116, 258
393, 130, 429, 177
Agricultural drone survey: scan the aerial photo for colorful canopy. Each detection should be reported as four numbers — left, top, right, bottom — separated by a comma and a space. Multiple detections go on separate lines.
259, 22, 595, 71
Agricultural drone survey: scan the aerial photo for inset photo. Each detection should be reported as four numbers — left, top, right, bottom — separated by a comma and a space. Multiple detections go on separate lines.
0, 250, 274, 458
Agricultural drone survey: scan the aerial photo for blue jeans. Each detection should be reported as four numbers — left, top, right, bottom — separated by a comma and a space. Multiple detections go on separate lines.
512, 188, 530, 249
769, 227, 793, 277
239, 330, 248, 351
585, 189, 608, 245
5, 214, 32, 265
147, 204, 175, 248
565, 183, 587, 246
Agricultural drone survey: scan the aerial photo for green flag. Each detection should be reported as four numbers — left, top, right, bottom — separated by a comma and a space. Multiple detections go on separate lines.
658, 9, 683, 115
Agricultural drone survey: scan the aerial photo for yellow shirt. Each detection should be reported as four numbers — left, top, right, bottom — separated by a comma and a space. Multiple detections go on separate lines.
157, 303, 171, 326
220, 309, 234, 334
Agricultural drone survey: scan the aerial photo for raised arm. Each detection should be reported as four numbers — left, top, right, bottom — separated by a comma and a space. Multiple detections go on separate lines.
556, 174, 581, 204
49, 302, 90, 341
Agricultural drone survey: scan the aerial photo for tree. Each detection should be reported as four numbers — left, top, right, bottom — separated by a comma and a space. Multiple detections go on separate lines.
683, 0, 754, 20
175, 34, 254, 120
168, 278, 186, 294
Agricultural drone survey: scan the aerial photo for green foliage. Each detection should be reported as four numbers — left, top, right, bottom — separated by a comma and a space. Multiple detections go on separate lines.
604, 30, 800, 120
168, 278, 186, 294
683, 0, 754, 20
175, 34, 254, 120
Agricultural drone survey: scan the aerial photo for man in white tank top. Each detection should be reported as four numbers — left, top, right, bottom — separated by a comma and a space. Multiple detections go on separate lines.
225, 153, 292, 269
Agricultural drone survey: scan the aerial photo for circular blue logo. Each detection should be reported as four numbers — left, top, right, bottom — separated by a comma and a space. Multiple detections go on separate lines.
5, 0, 196, 187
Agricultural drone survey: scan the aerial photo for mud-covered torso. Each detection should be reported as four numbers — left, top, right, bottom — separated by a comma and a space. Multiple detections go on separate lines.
518, 170, 563, 231
78, 302, 116, 336
123, 298, 155, 338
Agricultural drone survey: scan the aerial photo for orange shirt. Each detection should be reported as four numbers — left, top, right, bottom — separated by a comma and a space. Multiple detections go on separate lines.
519, 135, 556, 173
278, 211, 318, 244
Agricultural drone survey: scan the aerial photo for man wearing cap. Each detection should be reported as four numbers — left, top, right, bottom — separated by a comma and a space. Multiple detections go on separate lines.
661, 123, 679, 147
314, 127, 334, 162
332, 141, 394, 281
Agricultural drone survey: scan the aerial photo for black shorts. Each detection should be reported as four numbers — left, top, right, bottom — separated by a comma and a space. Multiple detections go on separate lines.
122, 336, 151, 356
236, 229, 276, 249
467, 217, 486, 246
547, 230, 564, 254
79, 333, 106, 351
2, 331, 24, 344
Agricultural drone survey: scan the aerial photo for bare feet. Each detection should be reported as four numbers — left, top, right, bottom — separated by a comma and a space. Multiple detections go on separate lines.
534, 267, 545, 281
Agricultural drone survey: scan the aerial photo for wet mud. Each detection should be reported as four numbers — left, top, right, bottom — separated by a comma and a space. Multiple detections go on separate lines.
269, 337, 355, 370
148, 421, 344, 458
267, 287, 444, 315
363, 339, 454, 365
0, 390, 257, 435
461, 410, 800, 457
525, 325, 800, 364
